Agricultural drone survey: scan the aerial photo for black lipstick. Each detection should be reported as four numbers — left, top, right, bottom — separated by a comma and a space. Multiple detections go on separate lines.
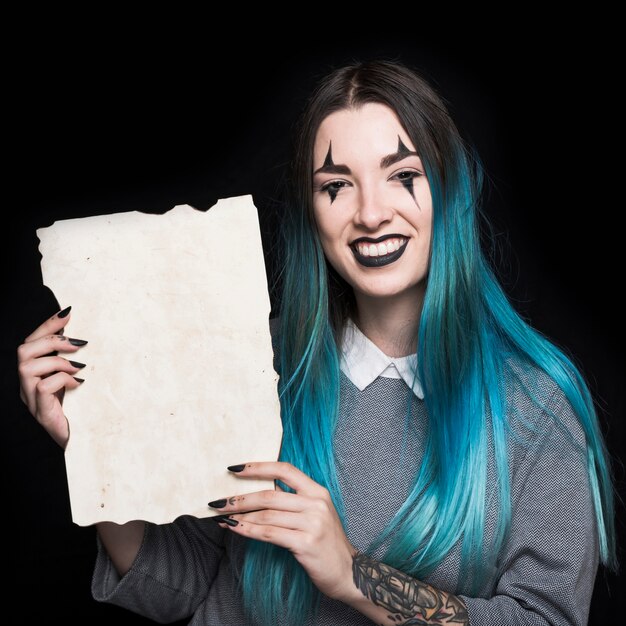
351, 238, 409, 268
351, 233, 407, 245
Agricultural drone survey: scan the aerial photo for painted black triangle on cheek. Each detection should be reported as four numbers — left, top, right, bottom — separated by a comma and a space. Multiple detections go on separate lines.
400, 175, 416, 202
397, 135, 417, 203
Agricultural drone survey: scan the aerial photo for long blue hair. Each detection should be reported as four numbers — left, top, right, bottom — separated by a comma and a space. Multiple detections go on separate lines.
241, 60, 617, 625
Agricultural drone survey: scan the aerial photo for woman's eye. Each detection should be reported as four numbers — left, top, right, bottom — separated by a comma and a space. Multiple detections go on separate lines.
321, 181, 348, 192
392, 170, 421, 201
393, 170, 420, 181
320, 180, 348, 203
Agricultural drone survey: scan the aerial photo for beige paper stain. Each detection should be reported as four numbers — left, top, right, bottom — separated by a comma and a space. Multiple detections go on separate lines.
37, 197, 282, 526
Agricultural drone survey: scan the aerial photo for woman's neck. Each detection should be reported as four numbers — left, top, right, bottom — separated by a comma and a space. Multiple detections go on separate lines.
352, 285, 424, 358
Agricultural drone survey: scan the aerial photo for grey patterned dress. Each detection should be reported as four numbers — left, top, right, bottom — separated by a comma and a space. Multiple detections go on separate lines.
92, 321, 599, 625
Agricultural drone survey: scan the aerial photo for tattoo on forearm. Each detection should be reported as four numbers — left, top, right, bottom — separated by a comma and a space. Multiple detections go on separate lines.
352, 553, 468, 625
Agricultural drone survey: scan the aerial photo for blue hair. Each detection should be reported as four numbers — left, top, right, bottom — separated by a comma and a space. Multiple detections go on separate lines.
240, 61, 617, 625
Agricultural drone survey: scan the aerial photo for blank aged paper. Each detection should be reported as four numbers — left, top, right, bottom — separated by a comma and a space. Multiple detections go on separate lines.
37, 197, 283, 526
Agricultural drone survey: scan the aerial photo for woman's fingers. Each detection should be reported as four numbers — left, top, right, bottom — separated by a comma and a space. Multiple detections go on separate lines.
35, 370, 84, 404
20, 354, 86, 379
18, 335, 87, 415
23, 305, 72, 343
215, 517, 302, 550
226, 461, 330, 498
17, 306, 86, 449
212, 462, 357, 601
230, 509, 306, 531
18, 333, 88, 363
209, 489, 305, 514
34, 371, 83, 447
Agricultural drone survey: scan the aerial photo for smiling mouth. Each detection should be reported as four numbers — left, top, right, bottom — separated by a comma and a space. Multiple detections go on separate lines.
350, 236, 409, 268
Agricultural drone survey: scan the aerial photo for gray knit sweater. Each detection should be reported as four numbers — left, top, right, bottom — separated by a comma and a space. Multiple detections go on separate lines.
92, 320, 599, 625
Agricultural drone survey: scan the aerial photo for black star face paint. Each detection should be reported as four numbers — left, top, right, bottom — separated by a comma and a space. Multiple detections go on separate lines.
396, 136, 418, 203
323, 141, 334, 169
397, 136, 413, 159
322, 142, 339, 204
313, 141, 353, 205
327, 184, 339, 204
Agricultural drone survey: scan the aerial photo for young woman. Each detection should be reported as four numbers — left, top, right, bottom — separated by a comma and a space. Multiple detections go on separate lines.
17, 60, 616, 625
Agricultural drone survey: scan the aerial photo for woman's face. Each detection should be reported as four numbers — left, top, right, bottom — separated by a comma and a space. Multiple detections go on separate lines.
312, 103, 433, 304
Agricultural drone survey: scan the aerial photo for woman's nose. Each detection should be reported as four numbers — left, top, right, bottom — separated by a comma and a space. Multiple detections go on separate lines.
354, 184, 394, 230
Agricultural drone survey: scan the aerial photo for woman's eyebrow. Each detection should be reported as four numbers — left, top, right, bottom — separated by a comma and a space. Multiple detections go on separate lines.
313, 141, 352, 176
313, 136, 419, 175
314, 162, 352, 176
380, 136, 419, 169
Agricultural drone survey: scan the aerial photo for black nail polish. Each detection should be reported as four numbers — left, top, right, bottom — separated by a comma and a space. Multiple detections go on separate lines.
227, 464, 246, 473
208, 499, 227, 508
58, 306, 72, 318
210, 515, 239, 527
69, 360, 86, 369
73, 377, 85, 383
68, 338, 88, 346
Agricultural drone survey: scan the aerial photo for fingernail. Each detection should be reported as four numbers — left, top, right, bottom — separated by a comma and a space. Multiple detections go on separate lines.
58, 306, 72, 318
69, 360, 86, 369
211, 515, 238, 527
68, 338, 88, 346
227, 464, 246, 473
208, 499, 228, 508
73, 377, 85, 383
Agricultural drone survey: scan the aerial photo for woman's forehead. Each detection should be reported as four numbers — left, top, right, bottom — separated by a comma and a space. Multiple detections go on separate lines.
313, 104, 417, 168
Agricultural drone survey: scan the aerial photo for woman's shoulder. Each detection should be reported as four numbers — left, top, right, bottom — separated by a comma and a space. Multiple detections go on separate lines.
503, 355, 559, 407
502, 355, 587, 451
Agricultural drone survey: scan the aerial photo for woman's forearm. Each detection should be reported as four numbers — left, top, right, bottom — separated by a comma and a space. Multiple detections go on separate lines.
96, 520, 146, 577
341, 552, 468, 626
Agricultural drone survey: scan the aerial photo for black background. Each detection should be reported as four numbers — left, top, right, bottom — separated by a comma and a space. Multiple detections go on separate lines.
4, 29, 623, 624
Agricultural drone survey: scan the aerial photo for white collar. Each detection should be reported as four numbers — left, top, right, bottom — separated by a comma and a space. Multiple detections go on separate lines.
339, 318, 424, 400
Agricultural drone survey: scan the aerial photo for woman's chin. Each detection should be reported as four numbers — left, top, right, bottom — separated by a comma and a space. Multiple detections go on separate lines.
352, 284, 422, 302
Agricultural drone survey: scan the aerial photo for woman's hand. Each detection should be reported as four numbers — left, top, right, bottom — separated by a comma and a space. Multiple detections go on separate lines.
209, 461, 357, 602
17, 306, 87, 448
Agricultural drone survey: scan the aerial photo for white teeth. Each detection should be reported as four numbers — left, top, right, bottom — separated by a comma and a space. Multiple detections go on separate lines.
355, 237, 407, 257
